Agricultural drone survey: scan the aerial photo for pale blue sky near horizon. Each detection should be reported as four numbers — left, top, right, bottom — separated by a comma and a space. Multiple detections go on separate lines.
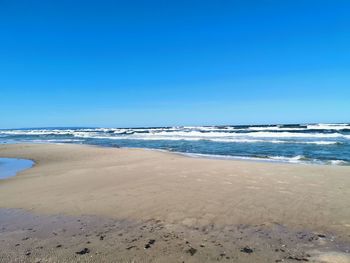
0, 0, 349, 129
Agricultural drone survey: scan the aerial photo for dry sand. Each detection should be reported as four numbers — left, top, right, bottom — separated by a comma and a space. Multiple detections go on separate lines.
0, 143, 349, 262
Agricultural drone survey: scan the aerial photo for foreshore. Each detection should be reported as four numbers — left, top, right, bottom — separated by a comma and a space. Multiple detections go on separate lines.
0, 143, 350, 262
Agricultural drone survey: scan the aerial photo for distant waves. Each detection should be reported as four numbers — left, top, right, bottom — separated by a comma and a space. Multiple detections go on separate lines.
1, 123, 349, 165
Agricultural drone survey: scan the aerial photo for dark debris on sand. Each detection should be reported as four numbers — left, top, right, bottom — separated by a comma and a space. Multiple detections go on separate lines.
186, 247, 197, 256
240, 246, 254, 254
144, 239, 156, 249
75, 248, 90, 255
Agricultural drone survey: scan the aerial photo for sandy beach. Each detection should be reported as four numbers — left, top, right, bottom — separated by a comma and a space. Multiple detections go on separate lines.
1, 143, 350, 262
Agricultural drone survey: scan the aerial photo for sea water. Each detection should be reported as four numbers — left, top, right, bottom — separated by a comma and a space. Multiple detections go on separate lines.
0, 123, 349, 165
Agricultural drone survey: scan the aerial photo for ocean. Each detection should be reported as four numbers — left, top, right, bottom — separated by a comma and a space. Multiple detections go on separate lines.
0, 123, 349, 165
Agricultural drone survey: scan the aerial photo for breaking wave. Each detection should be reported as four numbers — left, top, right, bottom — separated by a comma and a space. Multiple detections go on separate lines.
0, 123, 349, 165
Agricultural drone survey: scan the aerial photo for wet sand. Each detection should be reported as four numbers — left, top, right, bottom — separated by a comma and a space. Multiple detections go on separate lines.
0, 143, 350, 262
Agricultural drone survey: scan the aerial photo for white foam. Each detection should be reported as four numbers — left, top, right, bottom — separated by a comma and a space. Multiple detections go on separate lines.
329, 160, 347, 165
247, 126, 305, 131
1, 126, 349, 142
181, 153, 348, 165
240, 131, 346, 138
106, 131, 348, 141
181, 153, 316, 164
86, 135, 339, 145
268, 155, 308, 163
245, 123, 350, 131
302, 141, 339, 145
307, 123, 350, 130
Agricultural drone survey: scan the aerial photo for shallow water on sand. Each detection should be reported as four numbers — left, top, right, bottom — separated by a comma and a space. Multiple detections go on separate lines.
0, 158, 33, 179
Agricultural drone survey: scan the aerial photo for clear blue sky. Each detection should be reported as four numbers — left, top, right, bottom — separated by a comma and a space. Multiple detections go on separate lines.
1, 0, 349, 128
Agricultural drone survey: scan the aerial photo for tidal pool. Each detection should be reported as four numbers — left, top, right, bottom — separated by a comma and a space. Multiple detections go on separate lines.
0, 158, 34, 179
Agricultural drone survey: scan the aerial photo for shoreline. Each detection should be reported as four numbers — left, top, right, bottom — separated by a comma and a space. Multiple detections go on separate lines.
0, 143, 350, 262
2, 141, 348, 167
